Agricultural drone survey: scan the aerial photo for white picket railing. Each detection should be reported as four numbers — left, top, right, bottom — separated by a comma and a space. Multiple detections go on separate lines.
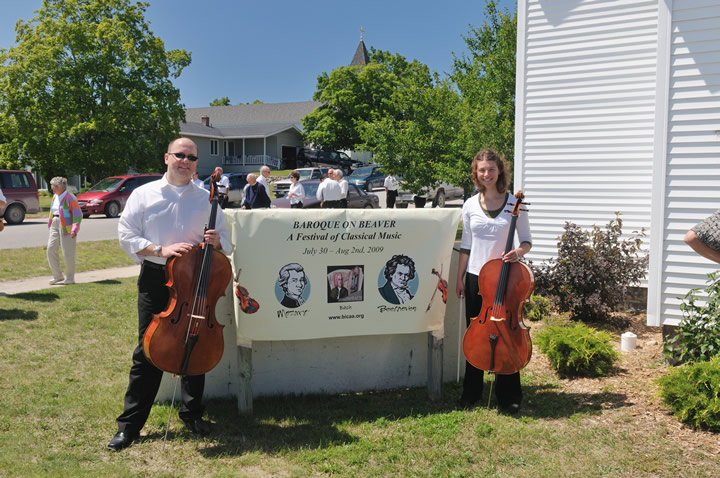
223, 155, 281, 169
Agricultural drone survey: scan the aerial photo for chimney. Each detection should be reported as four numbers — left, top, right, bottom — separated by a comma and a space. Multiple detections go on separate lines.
201, 115, 210, 127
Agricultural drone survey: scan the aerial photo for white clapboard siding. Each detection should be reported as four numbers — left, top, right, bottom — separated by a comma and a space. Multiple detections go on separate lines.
648, 0, 720, 326
518, 1, 720, 327
517, 0, 659, 262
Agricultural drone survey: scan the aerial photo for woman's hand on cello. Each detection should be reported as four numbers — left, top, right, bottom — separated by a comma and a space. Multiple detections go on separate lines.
502, 248, 523, 263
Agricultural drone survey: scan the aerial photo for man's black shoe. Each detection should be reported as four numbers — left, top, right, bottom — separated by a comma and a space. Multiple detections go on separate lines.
182, 418, 211, 436
107, 431, 137, 451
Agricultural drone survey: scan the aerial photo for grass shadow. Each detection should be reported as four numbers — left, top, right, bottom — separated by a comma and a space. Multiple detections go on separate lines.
2, 291, 60, 302
0, 308, 39, 321
187, 379, 629, 456
521, 383, 630, 419
94, 279, 124, 285
195, 386, 461, 456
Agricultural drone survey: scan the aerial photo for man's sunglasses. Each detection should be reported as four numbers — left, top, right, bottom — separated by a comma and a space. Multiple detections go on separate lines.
169, 152, 199, 162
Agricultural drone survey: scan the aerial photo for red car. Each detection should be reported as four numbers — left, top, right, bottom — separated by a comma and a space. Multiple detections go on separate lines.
77, 174, 162, 218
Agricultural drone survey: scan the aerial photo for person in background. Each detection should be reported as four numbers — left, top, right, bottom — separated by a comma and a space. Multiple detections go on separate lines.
109, 137, 231, 451
216, 168, 230, 208
336, 169, 349, 208
47, 177, 82, 285
241, 173, 271, 210
191, 171, 204, 188
0, 187, 6, 231
287, 170, 305, 209
455, 149, 532, 414
684, 210, 720, 264
258, 165, 272, 199
384, 172, 399, 208
316, 170, 341, 208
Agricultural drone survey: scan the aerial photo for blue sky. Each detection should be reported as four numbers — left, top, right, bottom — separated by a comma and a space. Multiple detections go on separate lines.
0, 0, 516, 108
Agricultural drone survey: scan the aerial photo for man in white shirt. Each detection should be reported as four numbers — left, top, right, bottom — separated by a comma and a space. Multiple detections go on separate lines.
384, 173, 399, 208
191, 171, 204, 188
316, 171, 342, 208
216, 168, 230, 208
109, 137, 231, 451
257, 165, 272, 199
335, 169, 349, 208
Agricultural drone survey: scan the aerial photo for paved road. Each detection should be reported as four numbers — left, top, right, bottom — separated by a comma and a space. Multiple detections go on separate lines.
1, 216, 122, 249
0, 189, 462, 250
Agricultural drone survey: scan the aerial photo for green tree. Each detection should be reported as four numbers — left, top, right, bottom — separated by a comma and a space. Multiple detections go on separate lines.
209, 96, 231, 106
302, 49, 433, 151
451, 1, 516, 186
0, 0, 191, 183
359, 77, 465, 195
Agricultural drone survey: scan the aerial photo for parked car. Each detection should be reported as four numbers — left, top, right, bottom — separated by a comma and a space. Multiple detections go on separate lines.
296, 148, 363, 174
395, 183, 466, 208
202, 172, 248, 206
348, 164, 385, 192
0, 169, 40, 224
77, 174, 162, 218
271, 180, 380, 209
273, 167, 330, 198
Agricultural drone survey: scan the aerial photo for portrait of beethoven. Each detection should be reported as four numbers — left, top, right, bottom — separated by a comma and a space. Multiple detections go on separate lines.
277, 263, 308, 308
378, 254, 416, 305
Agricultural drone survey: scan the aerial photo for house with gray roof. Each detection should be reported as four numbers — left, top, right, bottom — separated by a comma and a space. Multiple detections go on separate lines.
180, 101, 321, 176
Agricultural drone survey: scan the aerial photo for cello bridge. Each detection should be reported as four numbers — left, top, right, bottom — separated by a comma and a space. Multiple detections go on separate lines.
490, 316, 505, 322
191, 314, 206, 320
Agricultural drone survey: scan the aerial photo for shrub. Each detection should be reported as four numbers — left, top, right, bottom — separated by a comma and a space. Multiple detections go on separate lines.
524, 294, 551, 322
532, 213, 648, 322
663, 271, 720, 364
657, 356, 720, 431
535, 322, 619, 377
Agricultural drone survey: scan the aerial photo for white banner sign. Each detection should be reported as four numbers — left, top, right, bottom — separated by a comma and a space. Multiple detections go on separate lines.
226, 208, 461, 341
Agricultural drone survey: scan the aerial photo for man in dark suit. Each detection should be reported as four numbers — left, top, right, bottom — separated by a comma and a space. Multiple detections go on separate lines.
329, 272, 349, 302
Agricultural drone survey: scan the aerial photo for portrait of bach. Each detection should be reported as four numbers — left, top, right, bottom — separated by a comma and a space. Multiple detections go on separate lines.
278, 263, 308, 308
379, 254, 416, 305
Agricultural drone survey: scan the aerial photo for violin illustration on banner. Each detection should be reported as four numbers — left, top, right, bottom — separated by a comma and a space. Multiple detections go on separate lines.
426, 265, 449, 312
234, 268, 259, 314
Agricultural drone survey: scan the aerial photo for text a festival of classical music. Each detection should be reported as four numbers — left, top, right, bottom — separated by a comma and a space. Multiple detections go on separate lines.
289, 218, 402, 243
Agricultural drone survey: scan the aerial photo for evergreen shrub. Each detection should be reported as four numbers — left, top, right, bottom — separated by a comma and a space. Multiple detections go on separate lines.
535, 322, 618, 377
657, 357, 720, 431
532, 213, 648, 322
524, 294, 551, 322
663, 271, 720, 364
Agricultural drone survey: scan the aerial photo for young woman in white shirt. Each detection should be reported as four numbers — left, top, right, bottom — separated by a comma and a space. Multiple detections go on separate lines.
455, 149, 532, 414
287, 170, 305, 208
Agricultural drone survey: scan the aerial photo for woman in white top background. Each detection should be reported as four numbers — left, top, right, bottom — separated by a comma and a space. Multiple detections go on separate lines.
287, 170, 305, 209
455, 149, 532, 414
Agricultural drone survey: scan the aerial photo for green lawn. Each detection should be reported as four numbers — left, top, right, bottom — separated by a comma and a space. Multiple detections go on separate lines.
0, 196, 714, 477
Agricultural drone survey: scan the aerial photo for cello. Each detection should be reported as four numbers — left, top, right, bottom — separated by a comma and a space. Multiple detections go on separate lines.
142, 168, 233, 376
462, 191, 534, 375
